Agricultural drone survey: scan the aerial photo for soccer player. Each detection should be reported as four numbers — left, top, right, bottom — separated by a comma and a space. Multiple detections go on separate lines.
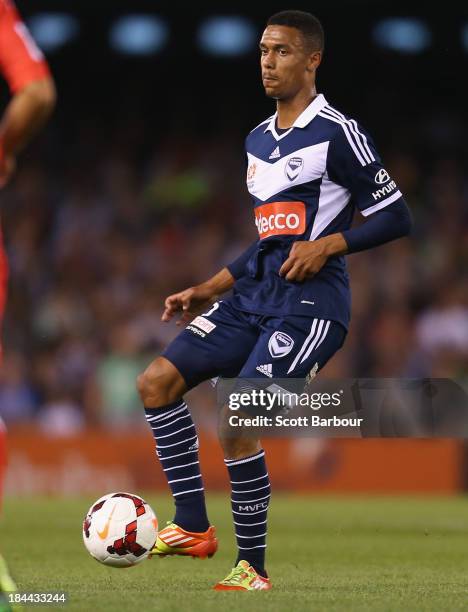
138, 10, 412, 590
0, 0, 55, 606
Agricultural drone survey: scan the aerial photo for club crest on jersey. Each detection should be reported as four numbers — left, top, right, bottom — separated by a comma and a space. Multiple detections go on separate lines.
285, 157, 304, 181
268, 331, 295, 359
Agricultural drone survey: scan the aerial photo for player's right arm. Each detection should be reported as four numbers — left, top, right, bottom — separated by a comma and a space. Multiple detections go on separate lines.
0, 0, 56, 187
162, 240, 259, 324
162, 267, 235, 325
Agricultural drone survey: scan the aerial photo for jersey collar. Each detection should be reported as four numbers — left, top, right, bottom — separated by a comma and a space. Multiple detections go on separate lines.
264, 93, 328, 138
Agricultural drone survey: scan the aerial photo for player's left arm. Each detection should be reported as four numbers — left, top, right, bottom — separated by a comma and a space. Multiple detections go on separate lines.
0, 0, 56, 186
280, 123, 412, 282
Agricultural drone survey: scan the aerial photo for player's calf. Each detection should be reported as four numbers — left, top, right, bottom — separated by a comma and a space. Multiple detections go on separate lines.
139, 357, 214, 541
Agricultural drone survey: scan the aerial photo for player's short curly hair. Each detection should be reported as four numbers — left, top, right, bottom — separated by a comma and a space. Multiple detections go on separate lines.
267, 10, 324, 53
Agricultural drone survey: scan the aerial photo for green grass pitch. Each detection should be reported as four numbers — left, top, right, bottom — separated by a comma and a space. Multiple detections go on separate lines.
2, 494, 468, 611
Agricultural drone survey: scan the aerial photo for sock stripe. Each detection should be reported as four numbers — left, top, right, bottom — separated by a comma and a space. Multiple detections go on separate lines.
224, 450, 264, 466
150, 414, 192, 430
230, 474, 269, 484
168, 474, 202, 484
163, 461, 199, 472
236, 532, 267, 539
146, 403, 187, 422
157, 449, 198, 461
238, 545, 267, 550
155, 424, 196, 439
231, 494, 271, 504
149, 405, 187, 423
231, 484, 270, 494
156, 435, 197, 449
172, 487, 204, 497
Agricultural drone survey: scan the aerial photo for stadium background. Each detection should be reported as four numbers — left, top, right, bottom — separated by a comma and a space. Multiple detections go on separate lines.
1, 1, 467, 496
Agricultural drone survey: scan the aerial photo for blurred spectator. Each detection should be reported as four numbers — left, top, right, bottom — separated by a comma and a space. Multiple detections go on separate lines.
84, 321, 147, 428
37, 392, 84, 437
0, 352, 36, 422
415, 281, 468, 376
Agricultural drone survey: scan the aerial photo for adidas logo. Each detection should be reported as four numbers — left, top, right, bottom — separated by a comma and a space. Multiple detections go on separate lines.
269, 146, 280, 159
256, 363, 273, 378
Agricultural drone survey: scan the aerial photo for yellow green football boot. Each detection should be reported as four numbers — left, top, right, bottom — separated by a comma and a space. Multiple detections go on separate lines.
213, 560, 271, 591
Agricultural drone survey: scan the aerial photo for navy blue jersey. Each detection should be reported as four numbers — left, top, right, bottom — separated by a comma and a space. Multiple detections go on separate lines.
229, 94, 405, 329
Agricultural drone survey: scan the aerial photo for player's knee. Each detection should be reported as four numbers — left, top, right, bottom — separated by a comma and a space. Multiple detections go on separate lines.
137, 364, 173, 406
137, 357, 186, 407
136, 373, 147, 398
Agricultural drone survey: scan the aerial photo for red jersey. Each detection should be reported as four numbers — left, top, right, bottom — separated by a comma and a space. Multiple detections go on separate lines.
0, 0, 51, 324
0, 0, 50, 93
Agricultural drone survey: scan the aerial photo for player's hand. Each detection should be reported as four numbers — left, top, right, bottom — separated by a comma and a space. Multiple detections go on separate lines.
279, 241, 329, 282
279, 234, 348, 282
162, 284, 217, 326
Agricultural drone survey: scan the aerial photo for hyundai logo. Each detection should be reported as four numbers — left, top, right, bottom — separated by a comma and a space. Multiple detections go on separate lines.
375, 169, 390, 184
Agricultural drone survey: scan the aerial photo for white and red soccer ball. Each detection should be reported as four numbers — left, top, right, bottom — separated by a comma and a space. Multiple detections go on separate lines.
82, 492, 158, 567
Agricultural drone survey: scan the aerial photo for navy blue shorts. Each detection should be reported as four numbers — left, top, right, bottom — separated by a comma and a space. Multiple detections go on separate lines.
162, 299, 347, 390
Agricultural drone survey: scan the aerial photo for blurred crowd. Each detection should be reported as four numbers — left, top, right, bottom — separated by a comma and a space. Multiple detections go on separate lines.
0, 113, 467, 434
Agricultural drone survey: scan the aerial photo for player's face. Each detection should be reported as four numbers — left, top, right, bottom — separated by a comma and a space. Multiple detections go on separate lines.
260, 25, 321, 100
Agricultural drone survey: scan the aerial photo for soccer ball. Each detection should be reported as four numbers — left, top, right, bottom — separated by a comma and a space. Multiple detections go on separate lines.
82, 492, 158, 567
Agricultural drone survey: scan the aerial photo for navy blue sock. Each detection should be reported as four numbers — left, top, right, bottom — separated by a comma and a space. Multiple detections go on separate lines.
225, 450, 270, 577
145, 400, 209, 533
